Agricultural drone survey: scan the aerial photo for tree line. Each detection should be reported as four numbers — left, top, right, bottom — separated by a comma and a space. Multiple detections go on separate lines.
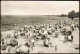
61, 10, 79, 20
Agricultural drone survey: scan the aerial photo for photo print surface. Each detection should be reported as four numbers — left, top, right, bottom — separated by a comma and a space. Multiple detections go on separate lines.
1, 1, 79, 53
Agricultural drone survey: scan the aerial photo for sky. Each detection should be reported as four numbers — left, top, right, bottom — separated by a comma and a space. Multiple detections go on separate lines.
1, 1, 79, 15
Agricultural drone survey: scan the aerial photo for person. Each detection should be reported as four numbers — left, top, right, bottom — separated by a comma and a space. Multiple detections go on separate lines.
8, 46, 12, 54
25, 42, 30, 54
25, 42, 30, 48
14, 32, 18, 39
18, 49, 22, 54
44, 40, 49, 47
55, 25, 57, 31
55, 46, 57, 52
54, 30, 59, 38
34, 33, 38, 41
47, 38, 52, 47
30, 39, 35, 51
68, 34, 73, 43
71, 35, 73, 42
42, 35, 46, 40
10, 39, 18, 47
63, 35, 68, 43
27, 49, 30, 54
43, 38, 46, 46
1, 44, 7, 50
1, 38, 4, 45
43, 38, 51, 47
67, 31, 73, 43
25, 31, 29, 39
70, 24, 74, 31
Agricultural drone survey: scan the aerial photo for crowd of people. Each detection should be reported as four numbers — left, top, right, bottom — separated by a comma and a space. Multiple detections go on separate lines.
1, 19, 79, 53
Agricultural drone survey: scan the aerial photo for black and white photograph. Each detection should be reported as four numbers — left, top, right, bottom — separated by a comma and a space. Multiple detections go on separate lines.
1, 1, 79, 53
